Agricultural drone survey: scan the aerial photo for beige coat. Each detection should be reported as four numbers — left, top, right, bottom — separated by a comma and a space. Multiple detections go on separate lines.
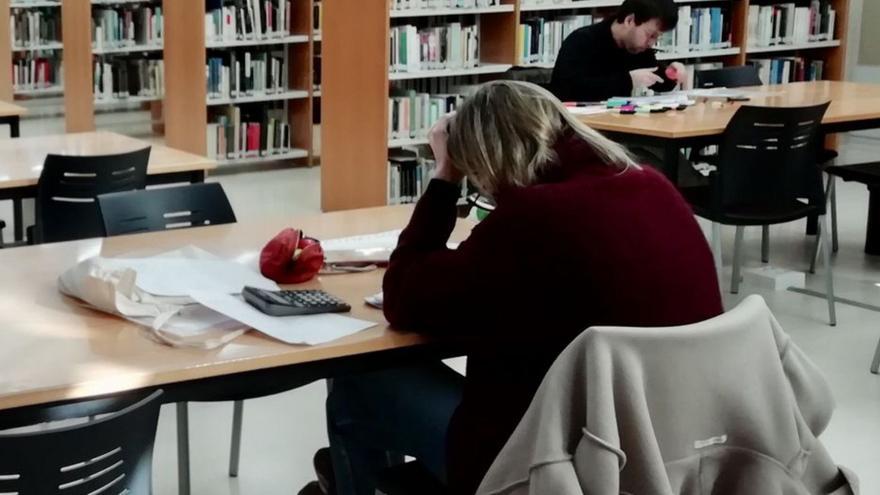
477, 296, 858, 495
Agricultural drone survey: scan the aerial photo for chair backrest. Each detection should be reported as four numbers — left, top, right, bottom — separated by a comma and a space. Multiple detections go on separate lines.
694, 65, 762, 88
97, 182, 237, 237
499, 67, 553, 90
0, 390, 163, 495
35, 147, 151, 244
713, 102, 830, 216
477, 296, 851, 493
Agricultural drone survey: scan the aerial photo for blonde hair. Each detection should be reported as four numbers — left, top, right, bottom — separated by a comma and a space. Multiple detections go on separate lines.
446, 80, 637, 196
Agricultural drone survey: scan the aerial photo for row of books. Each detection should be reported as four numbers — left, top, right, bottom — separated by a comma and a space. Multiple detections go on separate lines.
205, 0, 294, 42
749, 57, 824, 85
392, 0, 501, 10
390, 23, 480, 73
11, 9, 61, 48
389, 91, 463, 141
657, 6, 732, 55
747, 2, 836, 48
313, 1, 321, 32
92, 6, 163, 50
518, 15, 595, 65
206, 107, 294, 160
207, 50, 288, 100
94, 59, 164, 101
12, 56, 62, 91
388, 157, 435, 205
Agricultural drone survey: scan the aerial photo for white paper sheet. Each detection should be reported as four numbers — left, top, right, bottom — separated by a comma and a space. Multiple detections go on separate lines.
100, 257, 278, 297
567, 106, 611, 116
189, 291, 378, 345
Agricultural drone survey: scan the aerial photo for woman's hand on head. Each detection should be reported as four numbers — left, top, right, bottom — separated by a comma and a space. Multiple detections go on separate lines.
429, 113, 465, 184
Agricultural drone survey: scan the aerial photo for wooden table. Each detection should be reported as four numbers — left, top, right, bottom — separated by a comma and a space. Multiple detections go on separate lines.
579, 81, 880, 180
0, 206, 474, 424
0, 100, 26, 138
0, 131, 216, 242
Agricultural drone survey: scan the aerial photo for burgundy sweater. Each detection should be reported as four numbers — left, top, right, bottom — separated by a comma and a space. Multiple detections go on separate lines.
383, 138, 723, 495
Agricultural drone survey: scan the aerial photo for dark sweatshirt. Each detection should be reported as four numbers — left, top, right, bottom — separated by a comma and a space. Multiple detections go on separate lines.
550, 19, 677, 102
383, 136, 724, 494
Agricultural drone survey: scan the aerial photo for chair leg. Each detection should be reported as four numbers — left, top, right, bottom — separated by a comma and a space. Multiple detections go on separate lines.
731, 226, 744, 294
820, 214, 837, 326
711, 222, 722, 273
761, 225, 770, 263
229, 400, 244, 477
830, 177, 839, 253
177, 403, 191, 495
810, 220, 821, 275
871, 338, 880, 374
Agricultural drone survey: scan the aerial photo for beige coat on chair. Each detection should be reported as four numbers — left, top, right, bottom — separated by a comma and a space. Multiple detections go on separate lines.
476, 295, 858, 495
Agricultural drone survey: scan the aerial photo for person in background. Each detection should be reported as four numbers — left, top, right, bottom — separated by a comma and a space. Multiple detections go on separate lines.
551, 0, 686, 102
322, 81, 723, 495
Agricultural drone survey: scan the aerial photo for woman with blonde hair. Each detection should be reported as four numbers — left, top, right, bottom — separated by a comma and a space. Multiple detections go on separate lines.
322, 81, 722, 495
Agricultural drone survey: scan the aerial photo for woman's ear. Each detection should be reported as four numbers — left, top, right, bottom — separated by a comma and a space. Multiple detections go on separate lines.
624, 14, 636, 27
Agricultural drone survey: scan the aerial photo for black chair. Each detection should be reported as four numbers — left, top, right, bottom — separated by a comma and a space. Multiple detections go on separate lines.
375, 461, 446, 495
0, 390, 163, 495
31, 147, 151, 244
98, 183, 237, 495
98, 182, 236, 236
681, 102, 836, 325
820, 163, 880, 373
694, 65, 762, 89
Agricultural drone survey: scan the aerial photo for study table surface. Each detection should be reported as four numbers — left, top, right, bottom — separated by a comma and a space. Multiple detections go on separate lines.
0, 100, 25, 138
0, 131, 215, 190
0, 131, 216, 242
578, 81, 880, 140
0, 100, 26, 119
0, 205, 473, 421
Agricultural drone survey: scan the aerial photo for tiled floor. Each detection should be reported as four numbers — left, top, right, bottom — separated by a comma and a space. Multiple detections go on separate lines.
5, 108, 880, 493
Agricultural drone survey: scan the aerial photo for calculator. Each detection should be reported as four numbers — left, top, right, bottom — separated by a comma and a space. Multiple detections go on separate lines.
242, 287, 352, 317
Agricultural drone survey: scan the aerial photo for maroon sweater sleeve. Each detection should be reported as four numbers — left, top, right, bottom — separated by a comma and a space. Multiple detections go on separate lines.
383, 179, 535, 335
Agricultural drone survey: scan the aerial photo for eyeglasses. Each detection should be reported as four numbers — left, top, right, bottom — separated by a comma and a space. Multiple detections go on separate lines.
467, 192, 496, 212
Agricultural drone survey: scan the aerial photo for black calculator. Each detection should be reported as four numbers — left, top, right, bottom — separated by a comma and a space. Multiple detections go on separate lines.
242, 287, 352, 317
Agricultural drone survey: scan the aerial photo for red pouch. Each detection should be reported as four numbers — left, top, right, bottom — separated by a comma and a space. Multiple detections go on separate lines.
259, 228, 324, 284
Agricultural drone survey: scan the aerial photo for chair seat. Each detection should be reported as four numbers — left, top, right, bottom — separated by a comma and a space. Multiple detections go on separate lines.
825, 163, 880, 185
819, 148, 839, 164
682, 186, 819, 226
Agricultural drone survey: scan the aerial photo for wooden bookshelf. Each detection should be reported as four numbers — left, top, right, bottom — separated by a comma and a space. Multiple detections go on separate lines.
164, 0, 315, 168
63, 0, 94, 132
0, 0, 13, 101
322, 0, 852, 211
1, 0, 65, 104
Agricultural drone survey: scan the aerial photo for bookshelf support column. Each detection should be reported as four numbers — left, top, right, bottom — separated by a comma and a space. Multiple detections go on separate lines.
0, 0, 13, 102
321, 0, 390, 211
164, 0, 207, 156
63, 0, 95, 132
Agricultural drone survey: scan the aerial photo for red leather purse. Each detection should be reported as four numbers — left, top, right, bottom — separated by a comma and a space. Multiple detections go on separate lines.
259, 228, 325, 284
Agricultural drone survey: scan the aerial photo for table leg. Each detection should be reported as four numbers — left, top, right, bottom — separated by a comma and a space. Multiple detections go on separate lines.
12, 198, 23, 242
663, 141, 681, 184
10, 116, 20, 138
866, 186, 880, 256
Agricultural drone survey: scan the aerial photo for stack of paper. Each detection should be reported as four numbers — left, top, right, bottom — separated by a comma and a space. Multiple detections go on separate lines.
59, 246, 377, 348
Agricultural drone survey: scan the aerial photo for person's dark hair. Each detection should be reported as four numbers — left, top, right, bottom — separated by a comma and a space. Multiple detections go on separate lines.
614, 0, 678, 31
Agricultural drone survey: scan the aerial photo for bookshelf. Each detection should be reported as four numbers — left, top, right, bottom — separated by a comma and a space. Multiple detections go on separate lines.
322, 0, 850, 211
0, 0, 65, 103
164, 0, 315, 168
